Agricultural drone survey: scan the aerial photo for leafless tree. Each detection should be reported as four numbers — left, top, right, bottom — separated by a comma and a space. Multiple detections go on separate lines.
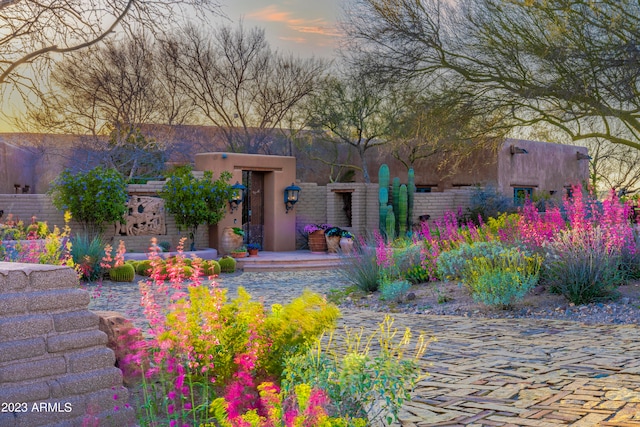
165, 23, 327, 154
21, 35, 194, 179
0, 0, 221, 103
386, 82, 505, 170
344, 0, 640, 152
305, 67, 402, 183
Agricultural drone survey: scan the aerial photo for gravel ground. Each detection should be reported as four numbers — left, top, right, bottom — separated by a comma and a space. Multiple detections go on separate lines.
86, 270, 640, 327
340, 280, 640, 325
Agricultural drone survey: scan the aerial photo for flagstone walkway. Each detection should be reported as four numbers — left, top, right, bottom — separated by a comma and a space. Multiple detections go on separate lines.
341, 311, 640, 426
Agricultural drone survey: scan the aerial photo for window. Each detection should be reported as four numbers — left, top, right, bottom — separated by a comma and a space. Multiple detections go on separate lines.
514, 187, 533, 205
415, 186, 432, 193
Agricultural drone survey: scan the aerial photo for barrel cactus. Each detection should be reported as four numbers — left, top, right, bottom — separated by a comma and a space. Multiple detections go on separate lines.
219, 256, 237, 273
108, 263, 135, 282
136, 260, 153, 276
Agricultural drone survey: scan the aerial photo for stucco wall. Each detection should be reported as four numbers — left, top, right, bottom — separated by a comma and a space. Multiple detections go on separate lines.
0, 262, 135, 426
497, 139, 589, 198
195, 152, 297, 252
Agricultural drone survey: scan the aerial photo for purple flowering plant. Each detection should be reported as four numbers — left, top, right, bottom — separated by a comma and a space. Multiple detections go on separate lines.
303, 223, 332, 234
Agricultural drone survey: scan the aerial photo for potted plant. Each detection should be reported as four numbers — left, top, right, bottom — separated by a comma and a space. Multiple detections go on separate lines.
324, 226, 343, 253
339, 230, 354, 254
221, 226, 245, 255
304, 224, 331, 253
230, 245, 248, 258
247, 243, 260, 257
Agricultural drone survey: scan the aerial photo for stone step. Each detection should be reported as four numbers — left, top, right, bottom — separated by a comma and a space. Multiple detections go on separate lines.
241, 261, 342, 272
235, 251, 345, 271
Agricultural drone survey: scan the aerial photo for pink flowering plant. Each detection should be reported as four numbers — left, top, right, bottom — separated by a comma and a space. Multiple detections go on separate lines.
0, 212, 74, 267
341, 184, 639, 307
126, 237, 344, 425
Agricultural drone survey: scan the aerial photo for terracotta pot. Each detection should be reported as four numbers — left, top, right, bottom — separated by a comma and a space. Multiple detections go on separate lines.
221, 226, 244, 255
326, 235, 341, 253
339, 237, 354, 254
231, 251, 247, 258
248, 249, 259, 257
308, 230, 328, 253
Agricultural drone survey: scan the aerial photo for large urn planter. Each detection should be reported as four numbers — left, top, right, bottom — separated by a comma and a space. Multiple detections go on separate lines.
326, 235, 341, 253
339, 237, 354, 254
221, 227, 244, 255
308, 230, 328, 253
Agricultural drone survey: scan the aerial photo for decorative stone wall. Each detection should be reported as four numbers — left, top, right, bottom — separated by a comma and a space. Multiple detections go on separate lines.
0, 262, 135, 426
0, 180, 208, 252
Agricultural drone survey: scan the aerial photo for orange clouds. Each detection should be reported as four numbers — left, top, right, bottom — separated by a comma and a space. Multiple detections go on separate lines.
247, 5, 341, 38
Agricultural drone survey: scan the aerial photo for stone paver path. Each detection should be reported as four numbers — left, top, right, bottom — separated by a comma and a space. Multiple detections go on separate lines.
342, 311, 640, 426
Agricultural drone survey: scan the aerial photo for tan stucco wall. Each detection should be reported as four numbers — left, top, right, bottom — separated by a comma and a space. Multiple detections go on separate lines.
497, 139, 589, 198
195, 152, 297, 252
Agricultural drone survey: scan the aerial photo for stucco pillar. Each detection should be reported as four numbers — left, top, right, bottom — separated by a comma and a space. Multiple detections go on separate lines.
195, 152, 297, 252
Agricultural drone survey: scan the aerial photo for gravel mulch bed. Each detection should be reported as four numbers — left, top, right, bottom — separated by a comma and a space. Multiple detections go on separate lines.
338, 279, 640, 325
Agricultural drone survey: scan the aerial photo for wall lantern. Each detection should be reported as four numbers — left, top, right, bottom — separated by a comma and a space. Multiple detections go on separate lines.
510, 145, 529, 155
229, 181, 246, 213
284, 183, 301, 214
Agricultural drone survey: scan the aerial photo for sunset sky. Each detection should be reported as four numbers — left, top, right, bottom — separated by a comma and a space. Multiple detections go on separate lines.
220, 0, 343, 58
0, 1, 343, 132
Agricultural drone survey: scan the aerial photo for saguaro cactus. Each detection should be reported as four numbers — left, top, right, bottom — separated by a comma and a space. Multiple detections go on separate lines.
408, 168, 415, 230
378, 164, 416, 239
392, 177, 401, 235
379, 187, 388, 236
378, 164, 390, 236
399, 184, 408, 236
386, 205, 396, 241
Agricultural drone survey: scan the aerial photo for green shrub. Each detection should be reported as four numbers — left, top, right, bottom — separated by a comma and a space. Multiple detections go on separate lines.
380, 279, 411, 302
49, 166, 127, 236
338, 238, 380, 292
136, 260, 153, 276
108, 263, 136, 282
218, 256, 236, 273
544, 227, 622, 304
403, 264, 430, 284
158, 241, 171, 252
70, 233, 105, 282
160, 165, 233, 250
463, 185, 517, 225
395, 244, 430, 284
438, 241, 541, 307
437, 241, 506, 281
161, 287, 340, 386
283, 315, 429, 425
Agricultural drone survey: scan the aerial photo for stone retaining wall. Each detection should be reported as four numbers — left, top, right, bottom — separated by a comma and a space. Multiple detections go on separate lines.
0, 262, 135, 427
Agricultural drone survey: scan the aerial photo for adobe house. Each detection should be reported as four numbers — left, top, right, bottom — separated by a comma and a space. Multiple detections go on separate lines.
195, 152, 298, 252
369, 139, 590, 202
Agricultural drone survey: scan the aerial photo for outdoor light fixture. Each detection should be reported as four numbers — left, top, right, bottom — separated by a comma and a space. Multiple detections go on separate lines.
229, 181, 246, 213
510, 145, 529, 155
284, 183, 301, 214
576, 151, 592, 160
